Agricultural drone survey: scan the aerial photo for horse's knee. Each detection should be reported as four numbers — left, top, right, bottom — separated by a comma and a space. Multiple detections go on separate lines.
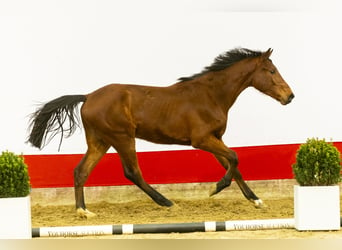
123, 167, 141, 184
228, 151, 239, 167
123, 171, 134, 182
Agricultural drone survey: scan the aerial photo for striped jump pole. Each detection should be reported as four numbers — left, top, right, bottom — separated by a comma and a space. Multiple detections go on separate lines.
32, 218, 295, 237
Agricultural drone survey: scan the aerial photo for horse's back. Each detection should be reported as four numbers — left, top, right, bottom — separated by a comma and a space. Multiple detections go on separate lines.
81, 83, 170, 128
80, 83, 199, 145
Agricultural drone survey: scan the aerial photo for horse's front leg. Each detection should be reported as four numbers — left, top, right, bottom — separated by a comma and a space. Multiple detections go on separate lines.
211, 154, 263, 208
232, 167, 263, 208
193, 136, 263, 208
208, 155, 234, 196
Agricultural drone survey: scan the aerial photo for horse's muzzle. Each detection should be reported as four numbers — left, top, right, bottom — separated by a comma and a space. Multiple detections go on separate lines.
284, 93, 295, 105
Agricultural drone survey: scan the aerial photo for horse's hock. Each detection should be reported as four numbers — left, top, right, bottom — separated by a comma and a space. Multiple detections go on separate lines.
31, 179, 296, 206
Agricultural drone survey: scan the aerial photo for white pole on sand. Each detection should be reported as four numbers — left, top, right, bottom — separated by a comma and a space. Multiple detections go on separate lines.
32, 218, 295, 237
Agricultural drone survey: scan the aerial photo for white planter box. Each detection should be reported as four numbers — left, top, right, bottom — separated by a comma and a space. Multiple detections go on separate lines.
294, 185, 340, 231
0, 196, 32, 239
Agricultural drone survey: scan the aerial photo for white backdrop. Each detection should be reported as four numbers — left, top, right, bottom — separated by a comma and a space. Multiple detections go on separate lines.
0, 0, 341, 154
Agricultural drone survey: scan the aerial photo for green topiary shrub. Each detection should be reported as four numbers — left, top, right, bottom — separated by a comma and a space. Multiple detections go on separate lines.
0, 151, 31, 198
292, 138, 341, 186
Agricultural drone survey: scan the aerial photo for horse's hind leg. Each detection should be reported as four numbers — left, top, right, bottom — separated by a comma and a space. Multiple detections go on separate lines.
74, 140, 109, 218
113, 137, 173, 207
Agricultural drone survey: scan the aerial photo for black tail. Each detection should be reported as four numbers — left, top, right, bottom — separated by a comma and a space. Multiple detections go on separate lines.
27, 95, 86, 150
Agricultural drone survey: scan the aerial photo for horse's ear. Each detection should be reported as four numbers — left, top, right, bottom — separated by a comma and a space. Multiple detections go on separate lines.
262, 48, 273, 59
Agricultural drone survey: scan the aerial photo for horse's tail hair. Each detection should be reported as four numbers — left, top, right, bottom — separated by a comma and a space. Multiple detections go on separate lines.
27, 95, 86, 150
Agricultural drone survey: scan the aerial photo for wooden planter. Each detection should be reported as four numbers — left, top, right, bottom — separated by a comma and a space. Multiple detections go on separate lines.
294, 185, 340, 231
0, 196, 32, 239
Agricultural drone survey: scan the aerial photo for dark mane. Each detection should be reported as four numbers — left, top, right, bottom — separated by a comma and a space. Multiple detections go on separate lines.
178, 48, 263, 82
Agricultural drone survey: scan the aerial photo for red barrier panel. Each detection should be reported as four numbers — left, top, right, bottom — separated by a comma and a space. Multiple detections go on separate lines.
24, 142, 342, 188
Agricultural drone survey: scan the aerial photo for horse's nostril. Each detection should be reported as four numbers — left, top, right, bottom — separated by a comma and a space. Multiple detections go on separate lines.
287, 93, 295, 104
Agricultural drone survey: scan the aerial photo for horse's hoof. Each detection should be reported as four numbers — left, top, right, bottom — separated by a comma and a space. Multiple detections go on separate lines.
167, 202, 180, 211
156, 198, 173, 207
164, 199, 174, 207
77, 208, 97, 219
209, 183, 218, 197
252, 199, 264, 209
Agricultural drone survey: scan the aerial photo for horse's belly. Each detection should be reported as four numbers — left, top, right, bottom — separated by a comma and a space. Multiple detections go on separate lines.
135, 128, 191, 146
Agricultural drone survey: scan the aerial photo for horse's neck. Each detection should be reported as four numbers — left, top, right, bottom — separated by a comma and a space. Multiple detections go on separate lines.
205, 66, 253, 113
173, 58, 257, 114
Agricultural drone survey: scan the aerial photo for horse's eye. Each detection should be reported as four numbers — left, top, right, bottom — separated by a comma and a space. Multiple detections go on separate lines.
270, 70, 276, 74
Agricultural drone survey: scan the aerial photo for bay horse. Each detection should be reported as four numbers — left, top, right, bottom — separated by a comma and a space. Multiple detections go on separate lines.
27, 48, 294, 218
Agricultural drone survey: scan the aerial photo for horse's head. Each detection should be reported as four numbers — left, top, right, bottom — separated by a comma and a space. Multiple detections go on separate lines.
250, 48, 294, 105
